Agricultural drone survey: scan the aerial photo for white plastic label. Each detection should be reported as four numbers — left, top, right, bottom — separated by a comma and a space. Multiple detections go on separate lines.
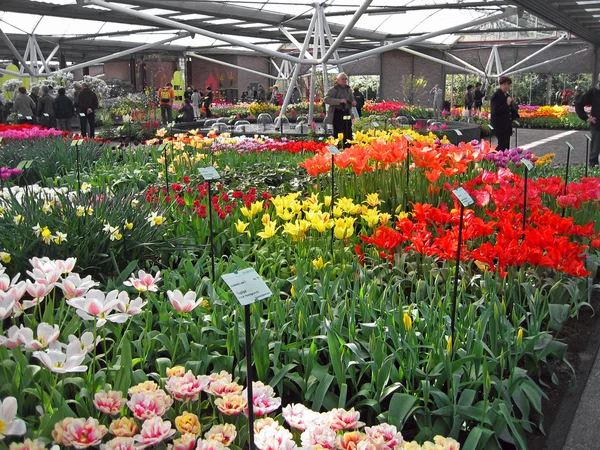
372, 121, 380, 128
454, 129, 463, 136
26, 116, 32, 120
221, 268, 272, 306
43, 113, 49, 117
71, 139, 84, 146
452, 187, 474, 207
403, 134, 414, 142
79, 113, 86, 117
522, 159, 534, 170
199, 166, 220, 180
326, 145, 341, 155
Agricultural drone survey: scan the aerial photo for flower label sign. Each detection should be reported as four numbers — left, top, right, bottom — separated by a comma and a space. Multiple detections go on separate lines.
199, 166, 221, 181
522, 159, 534, 171
221, 268, 272, 306
71, 139, 84, 146
326, 145, 341, 155
79, 113, 86, 117
454, 129, 463, 136
452, 187, 474, 207
26, 116, 32, 121
403, 134, 414, 142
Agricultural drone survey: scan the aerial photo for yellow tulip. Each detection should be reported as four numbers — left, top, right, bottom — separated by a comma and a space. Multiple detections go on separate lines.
312, 256, 331, 270
361, 208, 380, 228
235, 220, 250, 236
365, 193, 383, 207
516, 328, 524, 344
256, 221, 280, 239
446, 336, 453, 354
403, 313, 412, 332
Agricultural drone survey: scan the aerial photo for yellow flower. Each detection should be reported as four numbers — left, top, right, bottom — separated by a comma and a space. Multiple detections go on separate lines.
396, 211, 409, 221
175, 412, 201, 435
516, 328, 524, 344
0, 251, 10, 264
112, 232, 123, 241
156, 128, 167, 138
86, 207, 93, 216
365, 193, 383, 207
337, 133, 344, 141
53, 232, 67, 245
76, 206, 85, 217
147, 212, 166, 227
166, 366, 186, 378
446, 336, 453, 354
335, 197, 357, 214
256, 221, 280, 240
261, 213, 272, 226
361, 208, 380, 228
276, 208, 295, 221
379, 213, 392, 225
109, 417, 138, 437
125, 221, 133, 230
235, 220, 250, 236
40, 227, 53, 245
240, 200, 264, 220
13, 214, 24, 224
0, 206, 4, 218
324, 196, 332, 207
290, 285, 296, 297
312, 256, 331, 270
41, 202, 53, 214
81, 182, 91, 193
310, 212, 333, 233
403, 313, 412, 332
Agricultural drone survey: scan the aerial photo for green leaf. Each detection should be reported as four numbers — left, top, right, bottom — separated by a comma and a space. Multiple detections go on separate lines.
387, 393, 418, 428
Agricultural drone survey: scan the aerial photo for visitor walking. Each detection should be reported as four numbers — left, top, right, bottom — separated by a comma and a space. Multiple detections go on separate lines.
37, 86, 57, 129
324, 72, 356, 148
474, 82, 484, 111
431, 85, 443, 118
203, 87, 213, 118
490, 77, 519, 151
158, 82, 175, 124
77, 82, 99, 138
353, 87, 365, 117
464, 85, 474, 122
55, 88, 74, 131
191, 88, 201, 120
576, 74, 600, 167
13, 87, 36, 124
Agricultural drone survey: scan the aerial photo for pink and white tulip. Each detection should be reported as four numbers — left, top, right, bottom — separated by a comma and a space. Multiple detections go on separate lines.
8, 438, 47, 449
115, 291, 146, 316
127, 390, 173, 420
0, 326, 22, 349
254, 425, 295, 450
18, 323, 60, 350
94, 390, 127, 416
282, 403, 319, 431
167, 290, 204, 313
56, 274, 97, 299
243, 381, 281, 416
52, 417, 107, 448
364, 424, 404, 450
123, 270, 161, 292
195, 439, 228, 450
165, 371, 210, 401
327, 408, 364, 431
100, 437, 136, 450
204, 424, 237, 446
33, 342, 87, 373
67, 289, 129, 327
0, 397, 26, 440
300, 424, 337, 449
170, 433, 197, 450
134, 416, 176, 447
0, 291, 15, 320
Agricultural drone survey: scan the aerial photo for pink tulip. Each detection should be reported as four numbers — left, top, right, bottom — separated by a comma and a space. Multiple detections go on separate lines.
123, 270, 161, 292
134, 416, 176, 447
56, 274, 97, 300
327, 408, 364, 431
243, 381, 282, 416
364, 424, 405, 450
101, 437, 136, 450
165, 371, 210, 401
127, 391, 173, 420
115, 292, 146, 316
0, 291, 15, 320
255, 425, 296, 450
18, 323, 60, 350
204, 424, 237, 446
52, 417, 107, 448
171, 433, 198, 450
167, 290, 203, 313
94, 390, 127, 416
33, 342, 87, 374
67, 289, 129, 327
195, 439, 227, 450
0, 326, 21, 349
300, 424, 336, 449
0, 397, 26, 440
282, 403, 319, 431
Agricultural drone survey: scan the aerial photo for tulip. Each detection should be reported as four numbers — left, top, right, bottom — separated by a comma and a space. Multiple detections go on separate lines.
0, 397, 26, 440
167, 290, 204, 313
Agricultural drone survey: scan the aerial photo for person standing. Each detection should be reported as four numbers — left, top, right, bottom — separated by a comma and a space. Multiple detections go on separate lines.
191, 88, 201, 120
13, 86, 36, 124
29, 86, 40, 107
158, 82, 175, 124
203, 86, 213, 118
464, 85, 474, 122
37, 86, 57, 129
324, 72, 356, 148
473, 82, 484, 112
573, 86, 583, 106
353, 87, 365, 117
291, 86, 301, 104
77, 82, 99, 138
576, 74, 600, 167
55, 87, 74, 131
490, 77, 518, 151
257, 84, 266, 103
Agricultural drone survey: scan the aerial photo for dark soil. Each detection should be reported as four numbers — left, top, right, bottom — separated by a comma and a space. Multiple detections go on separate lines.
526, 281, 600, 450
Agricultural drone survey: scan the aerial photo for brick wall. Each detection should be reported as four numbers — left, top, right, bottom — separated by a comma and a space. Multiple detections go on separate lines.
190, 55, 237, 91
235, 55, 270, 92
143, 60, 178, 89
104, 61, 130, 82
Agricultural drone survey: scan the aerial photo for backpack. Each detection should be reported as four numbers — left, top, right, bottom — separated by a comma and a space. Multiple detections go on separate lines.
160, 89, 171, 103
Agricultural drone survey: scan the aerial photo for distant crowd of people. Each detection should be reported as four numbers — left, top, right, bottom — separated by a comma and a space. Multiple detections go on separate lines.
8, 82, 99, 138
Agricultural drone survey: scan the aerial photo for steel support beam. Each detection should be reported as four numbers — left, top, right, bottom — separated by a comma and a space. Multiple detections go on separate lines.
0, 29, 34, 75
320, 0, 373, 63
32, 35, 52, 74
444, 52, 486, 75
59, 33, 189, 73
331, 7, 518, 64
401, 47, 483, 75
187, 52, 279, 80
499, 35, 566, 75
503, 47, 588, 76
84, 0, 313, 65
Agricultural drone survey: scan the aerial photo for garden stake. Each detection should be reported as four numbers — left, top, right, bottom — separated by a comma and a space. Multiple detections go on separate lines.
450, 202, 465, 359
514, 125, 518, 149
331, 153, 335, 257
585, 134, 591, 177
207, 179, 216, 281
76, 141, 81, 194
562, 142, 573, 218
164, 142, 170, 193
521, 159, 533, 238
244, 304, 256, 450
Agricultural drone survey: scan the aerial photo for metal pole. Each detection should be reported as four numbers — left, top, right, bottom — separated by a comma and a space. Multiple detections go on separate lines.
279, 11, 318, 116
444, 52, 486, 75
84, 0, 312, 65
0, 29, 34, 75
29, 35, 37, 85
331, 8, 518, 65
503, 48, 588, 77
450, 203, 465, 359
278, 27, 314, 59
32, 35, 52, 74
400, 47, 482, 76
60, 33, 189, 73
189, 53, 279, 80
308, 21, 319, 124
320, 0, 374, 63
585, 134, 590, 177
322, 13, 344, 72
244, 304, 255, 450
493, 45, 503, 76
499, 35, 566, 76
317, 6, 330, 95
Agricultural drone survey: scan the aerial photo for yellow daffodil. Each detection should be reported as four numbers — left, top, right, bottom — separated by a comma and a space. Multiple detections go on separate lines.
147, 212, 166, 227
235, 219, 250, 236
125, 221, 134, 230
81, 182, 92, 193
312, 256, 331, 270
0, 251, 10, 264
13, 214, 24, 224
53, 232, 68, 245
41, 202, 53, 214
76, 206, 85, 217
261, 213, 272, 226
40, 227, 53, 245
403, 313, 412, 332
256, 221, 280, 239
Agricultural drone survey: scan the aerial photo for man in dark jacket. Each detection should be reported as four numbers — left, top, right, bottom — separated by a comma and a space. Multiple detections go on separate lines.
490, 77, 519, 151
77, 82, 99, 138
37, 86, 57, 129
353, 87, 365, 117
473, 82, 484, 111
55, 88, 74, 131
464, 85, 474, 122
203, 86, 213, 118
576, 76, 600, 167
324, 72, 356, 147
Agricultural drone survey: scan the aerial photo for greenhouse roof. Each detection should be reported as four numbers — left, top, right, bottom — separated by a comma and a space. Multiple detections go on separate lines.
0, 0, 597, 65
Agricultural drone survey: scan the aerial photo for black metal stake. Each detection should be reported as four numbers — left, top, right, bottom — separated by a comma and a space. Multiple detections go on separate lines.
585, 135, 590, 178
164, 143, 170, 193
450, 203, 465, 359
244, 304, 255, 450
207, 179, 216, 281
514, 126, 518, 149
562, 142, 572, 218
405, 150, 411, 206
330, 154, 335, 258
522, 166, 529, 237
76, 142, 81, 194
